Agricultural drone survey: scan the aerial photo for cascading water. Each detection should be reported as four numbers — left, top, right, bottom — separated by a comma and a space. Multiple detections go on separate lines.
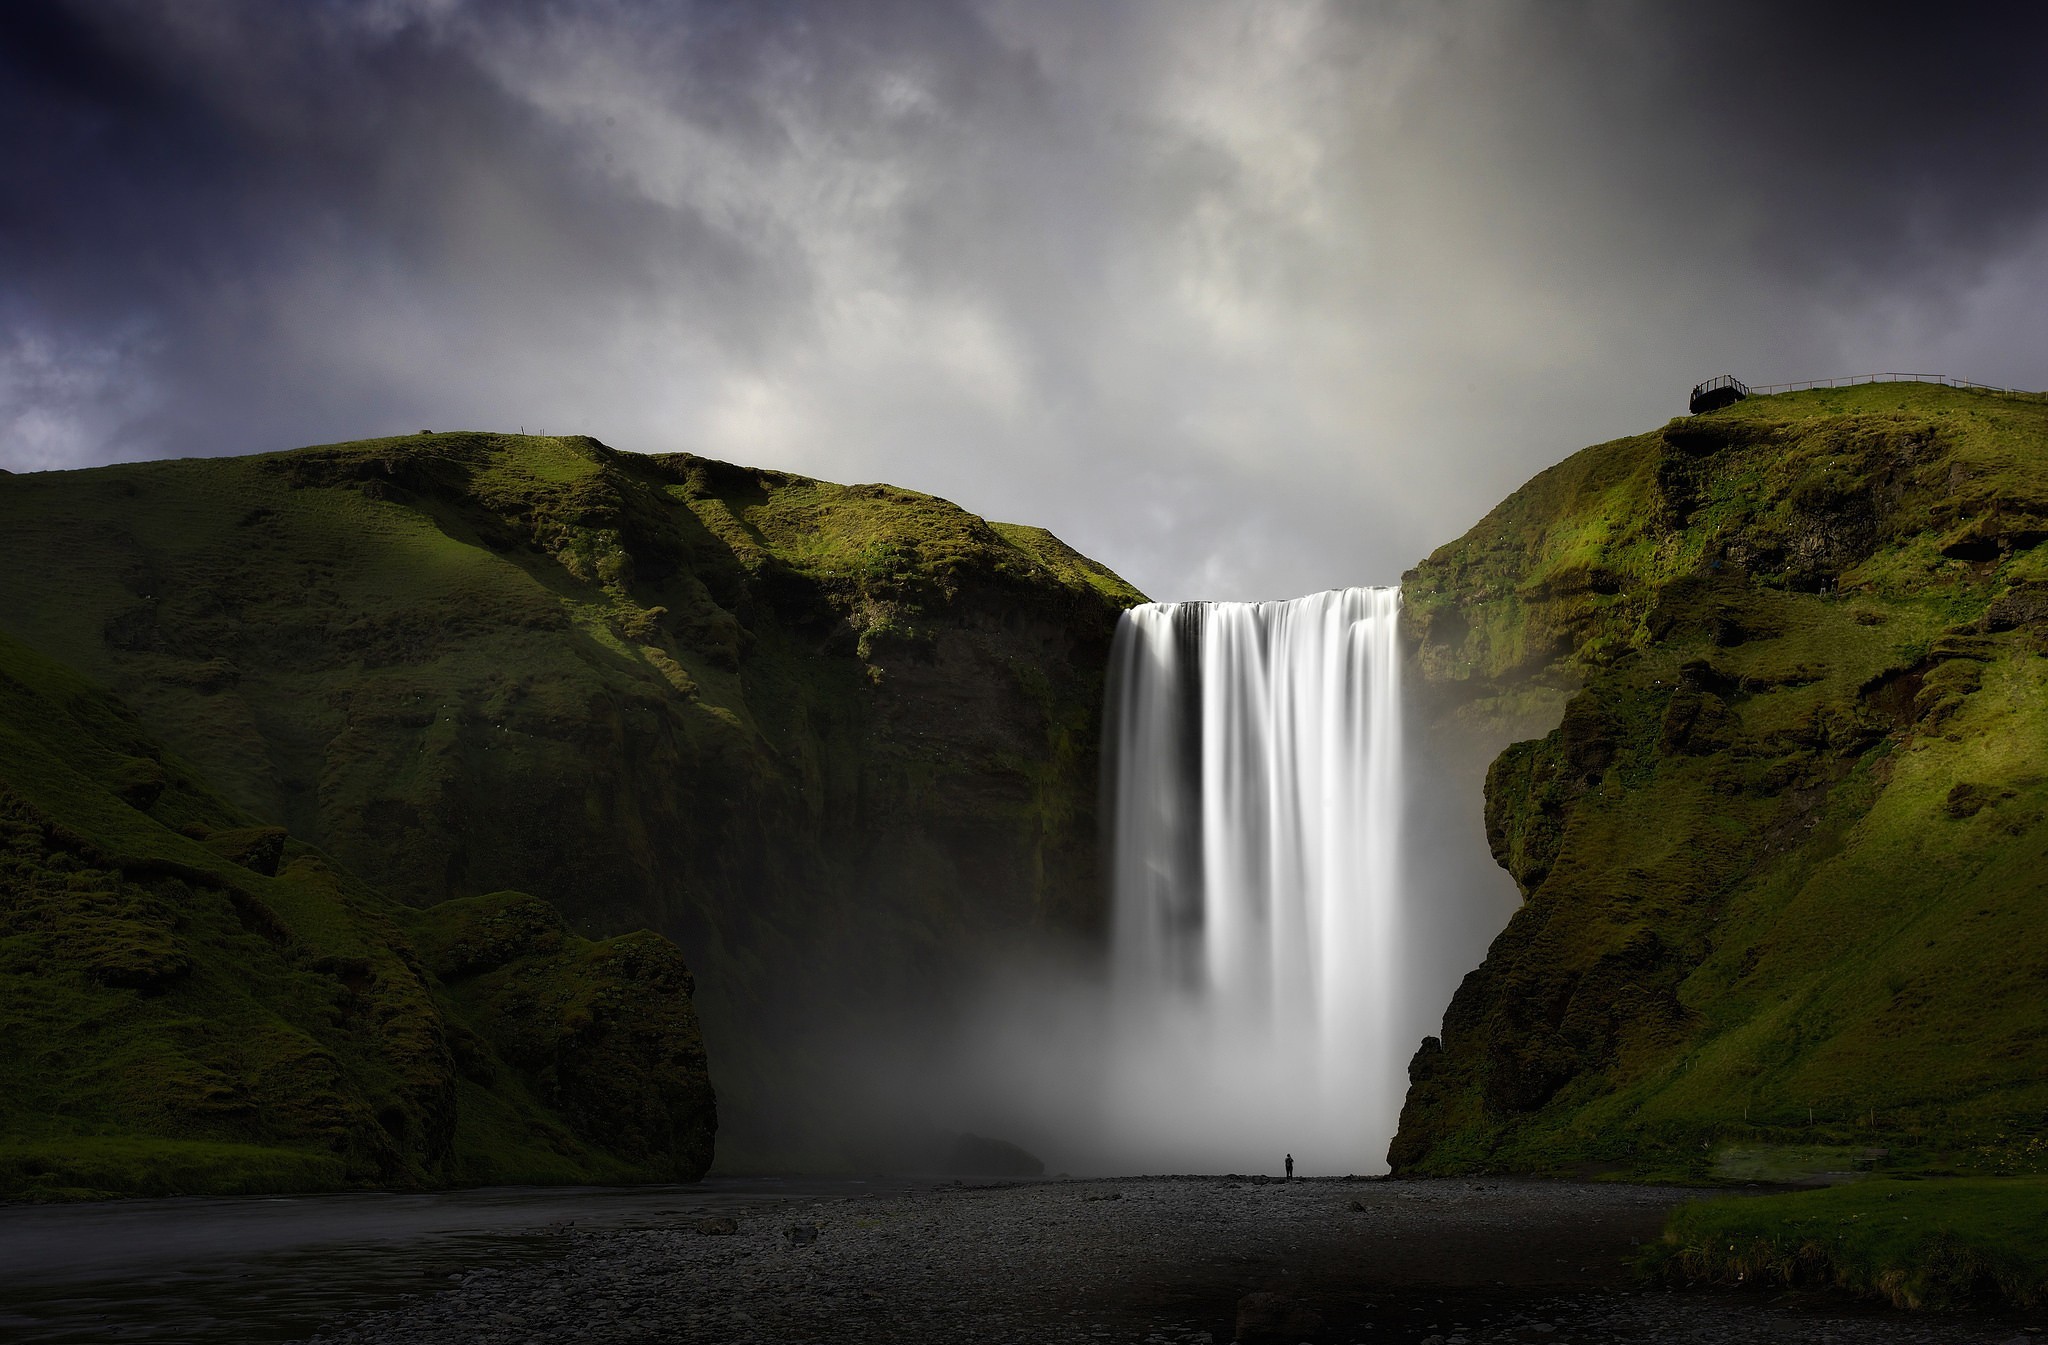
1102, 586, 1409, 1173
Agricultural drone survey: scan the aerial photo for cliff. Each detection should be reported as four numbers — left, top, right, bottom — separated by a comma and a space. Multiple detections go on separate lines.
0, 629, 712, 1198
1392, 381, 2048, 1178
0, 432, 1142, 1170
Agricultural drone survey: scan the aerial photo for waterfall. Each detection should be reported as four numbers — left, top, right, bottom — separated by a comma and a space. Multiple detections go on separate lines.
1102, 586, 1408, 1173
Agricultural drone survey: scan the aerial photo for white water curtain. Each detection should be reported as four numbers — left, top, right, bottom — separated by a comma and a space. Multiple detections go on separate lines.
1104, 587, 1405, 1173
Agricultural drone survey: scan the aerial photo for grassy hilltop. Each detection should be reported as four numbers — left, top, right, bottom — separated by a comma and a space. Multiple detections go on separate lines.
1392, 381, 2048, 1184
0, 432, 1142, 1174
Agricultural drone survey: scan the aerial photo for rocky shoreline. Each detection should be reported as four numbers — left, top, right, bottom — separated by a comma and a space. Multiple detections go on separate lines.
304, 1177, 2044, 1344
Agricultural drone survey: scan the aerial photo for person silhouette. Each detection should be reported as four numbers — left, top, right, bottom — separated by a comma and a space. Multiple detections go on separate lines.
1285, 1153, 1294, 1180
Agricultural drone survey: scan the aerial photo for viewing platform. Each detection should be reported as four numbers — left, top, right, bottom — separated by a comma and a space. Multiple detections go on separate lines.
1688, 374, 1749, 413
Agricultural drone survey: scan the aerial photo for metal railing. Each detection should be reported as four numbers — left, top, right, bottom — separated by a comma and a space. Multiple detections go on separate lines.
1690, 373, 1750, 402
1747, 371, 2043, 399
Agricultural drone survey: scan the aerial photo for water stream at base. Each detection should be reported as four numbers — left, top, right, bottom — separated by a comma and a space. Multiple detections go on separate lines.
1103, 586, 1408, 1174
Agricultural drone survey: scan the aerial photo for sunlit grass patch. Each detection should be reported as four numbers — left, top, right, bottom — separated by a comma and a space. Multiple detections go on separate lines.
1649, 1177, 2048, 1310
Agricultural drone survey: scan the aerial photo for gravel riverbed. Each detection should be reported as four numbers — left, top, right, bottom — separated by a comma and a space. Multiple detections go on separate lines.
306, 1177, 2046, 1344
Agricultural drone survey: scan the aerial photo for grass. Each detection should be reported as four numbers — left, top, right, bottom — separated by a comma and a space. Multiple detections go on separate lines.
0, 1137, 349, 1201
1650, 1177, 2048, 1310
1393, 382, 2048, 1182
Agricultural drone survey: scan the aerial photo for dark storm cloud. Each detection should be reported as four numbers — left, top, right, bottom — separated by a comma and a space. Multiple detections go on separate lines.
1457, 1, 2048, 283
1666, 0, 2048, 277
3, 1, 2045, 598
0, 0, 801, 457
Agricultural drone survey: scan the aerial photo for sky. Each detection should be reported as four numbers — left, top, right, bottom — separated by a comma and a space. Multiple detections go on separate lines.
4, 1, 2046, 601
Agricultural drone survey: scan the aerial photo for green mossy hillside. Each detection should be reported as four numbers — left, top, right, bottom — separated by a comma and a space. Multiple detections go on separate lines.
1392, 383, 2048, 1179
0, 432, 1142, 1165
0, 630, 712, 1199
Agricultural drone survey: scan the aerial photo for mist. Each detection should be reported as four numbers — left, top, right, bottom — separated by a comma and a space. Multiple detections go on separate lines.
803, 592, 1517, 1179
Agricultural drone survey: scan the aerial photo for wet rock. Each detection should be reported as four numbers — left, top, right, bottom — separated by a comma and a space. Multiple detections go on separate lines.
782, 1222, 818, 1246
695, 1216, 738, 1236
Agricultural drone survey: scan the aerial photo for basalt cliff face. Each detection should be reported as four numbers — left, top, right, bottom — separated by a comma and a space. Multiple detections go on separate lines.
0, 433, 1142, 1178
1391, 382, 2048, 1179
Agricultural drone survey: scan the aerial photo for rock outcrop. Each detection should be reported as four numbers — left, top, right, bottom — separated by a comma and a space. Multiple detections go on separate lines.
1392, 382, 2048, 1178
0, 631, 713, 1198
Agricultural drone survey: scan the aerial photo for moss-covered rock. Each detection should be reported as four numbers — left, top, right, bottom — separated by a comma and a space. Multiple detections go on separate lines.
410, 892, 715, 1180
1393, 383, 2048, 1179
0, 433, 1142, 1165
0, 630, 712, 1199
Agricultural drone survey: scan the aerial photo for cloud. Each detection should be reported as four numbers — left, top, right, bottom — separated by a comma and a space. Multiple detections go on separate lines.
3, 0, 2044, 598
